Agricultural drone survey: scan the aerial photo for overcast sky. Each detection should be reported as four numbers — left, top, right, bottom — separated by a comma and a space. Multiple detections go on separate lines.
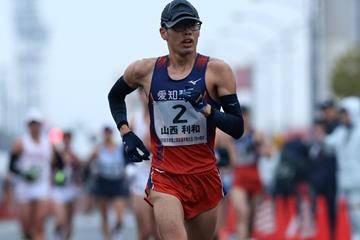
0, 0, 306, 133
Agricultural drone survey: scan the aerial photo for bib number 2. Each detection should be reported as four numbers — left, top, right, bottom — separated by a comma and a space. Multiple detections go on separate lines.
172, 105, 187, 124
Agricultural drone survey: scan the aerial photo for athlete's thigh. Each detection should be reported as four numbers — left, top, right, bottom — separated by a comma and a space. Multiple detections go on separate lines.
34, 199, 49, 219
18, 202, 31, 222
113, 197, 126, 218
132, 194, 152, 224
150, 190, 187, 239
231, 186, 249, 213
66, 200, 76, 222
53, 202, 67, 224
33, 200, 49, 224
185, 204, 219, 240
97, 197, 108, 215
132, 194, 154, 235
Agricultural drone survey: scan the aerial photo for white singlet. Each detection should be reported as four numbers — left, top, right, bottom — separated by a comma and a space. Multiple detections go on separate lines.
126, 110, 151, 196
15, 134, 52, 203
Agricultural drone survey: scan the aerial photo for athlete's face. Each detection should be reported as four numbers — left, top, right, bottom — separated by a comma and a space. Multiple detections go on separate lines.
63, 133, 72, 147
27, 121, 42, 136
313, 123, 326, 141
103, 128, 113, 142
160, 20, 201, 56
340, 110, 351, 127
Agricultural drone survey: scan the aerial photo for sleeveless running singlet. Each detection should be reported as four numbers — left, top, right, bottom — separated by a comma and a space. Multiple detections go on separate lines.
234, 130, 258, 166
149, 54, 220, 174
19, 134, 52, 183
96, 145, 125, 179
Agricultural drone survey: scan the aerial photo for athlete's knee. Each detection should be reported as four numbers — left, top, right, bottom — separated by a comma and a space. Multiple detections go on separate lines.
139, 227, 152, 240
158, 226, 187, 240
154, 208, 187, 240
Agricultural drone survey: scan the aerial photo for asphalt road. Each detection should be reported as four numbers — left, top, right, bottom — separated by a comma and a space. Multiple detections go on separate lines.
0, 209, 138, 240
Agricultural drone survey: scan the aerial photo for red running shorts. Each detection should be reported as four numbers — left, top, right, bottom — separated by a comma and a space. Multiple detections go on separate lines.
233, 165, 262, 195
145, 167, 223, 220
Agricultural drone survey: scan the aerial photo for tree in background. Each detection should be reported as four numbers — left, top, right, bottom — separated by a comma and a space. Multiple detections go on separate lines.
331, 47, 360, 97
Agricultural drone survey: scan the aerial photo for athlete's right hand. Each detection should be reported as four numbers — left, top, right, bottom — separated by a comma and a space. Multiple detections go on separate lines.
179, 85, 207, 112
122, 131, 150, 162
21, 168, 39, 182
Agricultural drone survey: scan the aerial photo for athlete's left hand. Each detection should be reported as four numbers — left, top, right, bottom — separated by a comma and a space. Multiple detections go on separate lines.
122, 131, 150, 162
179, 85, 207, 112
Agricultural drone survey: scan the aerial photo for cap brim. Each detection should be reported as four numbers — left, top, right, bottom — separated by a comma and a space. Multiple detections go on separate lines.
164, 16, 202, 28
27, 119, 42, 124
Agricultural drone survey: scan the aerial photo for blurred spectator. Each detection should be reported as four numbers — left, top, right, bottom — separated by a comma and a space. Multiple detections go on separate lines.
214, 129, 237, 237
319, 99, 341, 135
51, 131, 82, 240
326, 96, 360, 238
273, 135, 309, 196
307, 118, 337, 234
230, 106, 265, 239
0, 175, 16, 219
126, 89, 157, 240
88, 126, 129, 240
8, 109, 53, 240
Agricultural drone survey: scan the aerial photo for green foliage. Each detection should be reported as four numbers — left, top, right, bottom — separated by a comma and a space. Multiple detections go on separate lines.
331, 47, 360, 97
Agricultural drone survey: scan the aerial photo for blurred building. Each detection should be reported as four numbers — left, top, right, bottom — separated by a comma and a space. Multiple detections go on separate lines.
0, 0, 48, 150
313, 0, 360, 102
14, 0, 48, 119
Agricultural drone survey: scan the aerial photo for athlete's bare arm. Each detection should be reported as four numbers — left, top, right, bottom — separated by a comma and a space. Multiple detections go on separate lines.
11, 139, 23, 155
189, 57, 244, 139
204, 58, 237, 115
215, 130, 238, 167
118, 58, 156, 136
88, 148, 99, 163
207, 59, 237, 98
123, 58, 156, 94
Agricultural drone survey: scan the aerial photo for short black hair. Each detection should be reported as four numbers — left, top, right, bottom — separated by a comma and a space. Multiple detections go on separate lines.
63, 131, 72, 139
319, 99, 336, 110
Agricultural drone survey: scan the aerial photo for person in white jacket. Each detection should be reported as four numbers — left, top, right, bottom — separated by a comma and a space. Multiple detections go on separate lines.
326, 96, 360, 238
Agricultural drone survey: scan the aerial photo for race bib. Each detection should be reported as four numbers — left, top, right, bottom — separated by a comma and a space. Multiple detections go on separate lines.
153, 100, 207, 146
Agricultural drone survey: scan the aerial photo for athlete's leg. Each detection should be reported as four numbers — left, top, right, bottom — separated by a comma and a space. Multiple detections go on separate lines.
249, 192, 262, 233
185, 205, 219, 240
18, 202, 32, 238
53, 201, 67, 238
33, 199, 49, 240
214, 197, 228, 237
150, 190, 187, 240
112, 197, 126, 231
65, 200, 76, 239
98, 197, 110, 240
231, 187, 250, 240
131, 194, 154, 240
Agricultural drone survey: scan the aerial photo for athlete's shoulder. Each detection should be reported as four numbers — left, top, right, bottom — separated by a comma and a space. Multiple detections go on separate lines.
125, 58, 157, 79
206, 57, 236, 97
207, 58, 233, 74
11, 138, 23, 153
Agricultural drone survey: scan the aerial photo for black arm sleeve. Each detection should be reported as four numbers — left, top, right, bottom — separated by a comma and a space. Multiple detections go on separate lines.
208, 94, 244, 139
108, 76, 137, 129
53, 150, 64, 170
9, 153, 21, 175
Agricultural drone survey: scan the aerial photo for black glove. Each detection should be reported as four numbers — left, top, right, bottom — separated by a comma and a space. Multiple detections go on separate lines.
122, 131, 150, 162
179, 85, 207, 112
21, 167, 40, 182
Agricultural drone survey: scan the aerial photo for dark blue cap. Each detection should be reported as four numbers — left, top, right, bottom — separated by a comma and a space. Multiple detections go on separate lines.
161, 0, 201, 28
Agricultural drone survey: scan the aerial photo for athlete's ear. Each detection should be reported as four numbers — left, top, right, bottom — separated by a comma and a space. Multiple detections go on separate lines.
160, 27, 168, 41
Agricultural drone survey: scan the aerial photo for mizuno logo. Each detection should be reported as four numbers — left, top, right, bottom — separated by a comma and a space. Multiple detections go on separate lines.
188, 78, 201, 85
228, 102, 238, 107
